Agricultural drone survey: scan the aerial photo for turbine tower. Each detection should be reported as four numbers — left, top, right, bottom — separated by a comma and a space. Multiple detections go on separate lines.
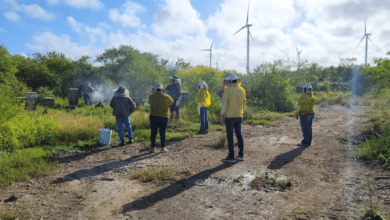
234, 2, 253, 74
356, 16, 371, 66
199, 41, 214, 67
296, 46, 303, 69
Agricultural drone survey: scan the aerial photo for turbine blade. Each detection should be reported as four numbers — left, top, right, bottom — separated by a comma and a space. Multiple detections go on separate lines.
356, 36, 365, 49
210, 40, 214, 49
234, 26, 246, 35
199, 49, 210, 51
296, 46, 299, 53
368, 36, 372, 42
246, 2, 250, 25
249, 30, 254, 41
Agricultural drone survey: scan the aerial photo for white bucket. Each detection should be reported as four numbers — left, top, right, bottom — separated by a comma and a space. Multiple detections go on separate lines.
99, 128, 112, 146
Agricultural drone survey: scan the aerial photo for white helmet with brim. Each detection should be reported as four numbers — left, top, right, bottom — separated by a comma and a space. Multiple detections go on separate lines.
224, 73, 239, 85
198, 81, 208, 90
152, 83, 164, 92
302, 83, 313, 93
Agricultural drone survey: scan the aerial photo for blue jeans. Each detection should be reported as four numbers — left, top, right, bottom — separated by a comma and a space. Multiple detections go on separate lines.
225, 118, 244, 158
116, 115, 133, 142
199, 108, 209, 132
170, 99, 180, 119
150, 116, 169, 148
300, 113, 315, 146
84, 93, 91, 105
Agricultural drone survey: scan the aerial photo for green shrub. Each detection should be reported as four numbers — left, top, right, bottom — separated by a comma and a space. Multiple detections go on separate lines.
0, 148, 55, 187
0, 114, 59, 152
248, 73, 296, 112
36, 87, 55, 105
315, 91, 350, 106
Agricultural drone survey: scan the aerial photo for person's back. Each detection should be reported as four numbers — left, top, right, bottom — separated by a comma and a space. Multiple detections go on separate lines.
149, 92, 174, 117
223, 85, 246, 118
110, 96, 136, 117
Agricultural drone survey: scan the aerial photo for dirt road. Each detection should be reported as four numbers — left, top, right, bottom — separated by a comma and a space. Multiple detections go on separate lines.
1, 105, 389, 219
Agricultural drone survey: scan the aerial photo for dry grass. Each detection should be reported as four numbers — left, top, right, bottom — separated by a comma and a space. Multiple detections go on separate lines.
133, 167, 178, 184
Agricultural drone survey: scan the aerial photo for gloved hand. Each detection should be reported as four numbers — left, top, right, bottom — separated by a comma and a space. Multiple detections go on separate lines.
176, 100, 180, 107
197, 103, 201, 115
220, 115, 225, 125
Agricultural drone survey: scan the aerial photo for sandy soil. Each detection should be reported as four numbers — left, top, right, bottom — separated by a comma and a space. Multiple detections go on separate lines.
1, 105, 389, 220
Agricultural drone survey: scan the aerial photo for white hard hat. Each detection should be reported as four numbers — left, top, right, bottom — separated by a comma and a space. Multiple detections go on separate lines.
302, 83, 312, 92
224, 73, 239, 81
152, 83, 164, 92
198, 81, 208, 90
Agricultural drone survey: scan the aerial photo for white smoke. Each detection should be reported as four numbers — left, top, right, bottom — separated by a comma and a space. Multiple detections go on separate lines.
92, 84, 130, 103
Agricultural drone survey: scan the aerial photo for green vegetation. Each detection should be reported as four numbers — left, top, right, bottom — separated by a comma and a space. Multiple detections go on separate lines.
315, 91, 351, 107
133, 167, 178, 184
0, 148, 56, 187
1, 42, 385, 189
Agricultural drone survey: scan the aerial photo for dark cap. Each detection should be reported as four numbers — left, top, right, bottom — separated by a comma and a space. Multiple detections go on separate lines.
116, 86, 125, 94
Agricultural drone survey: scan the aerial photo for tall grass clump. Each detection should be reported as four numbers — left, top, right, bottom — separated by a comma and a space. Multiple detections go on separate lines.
358, 88, 390, 167
0, 113, 59, 152
0, 148, 56, 187
315, 91, 351, 106
133, 167, 177, 183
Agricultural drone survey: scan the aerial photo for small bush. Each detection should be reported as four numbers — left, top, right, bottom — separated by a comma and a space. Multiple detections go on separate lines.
133, 167, 177, 183
0, 114, 59, 152
315, 91, 350, 106
248, 73, 296, 112
0, 148, 56, 187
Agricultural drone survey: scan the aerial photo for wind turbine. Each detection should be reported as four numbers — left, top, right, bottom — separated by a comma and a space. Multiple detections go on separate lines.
199, 41, 214, 67
356, 16, 371, 66
215, 59, 219, 69
234, 2, 253, 74
296, 46, 303, 69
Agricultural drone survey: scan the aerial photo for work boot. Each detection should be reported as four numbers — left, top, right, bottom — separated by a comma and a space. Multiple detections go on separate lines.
149, 147, 156, 153
127, 139, 133, 145
161, 147, 168, 153
119, 141, 125, 146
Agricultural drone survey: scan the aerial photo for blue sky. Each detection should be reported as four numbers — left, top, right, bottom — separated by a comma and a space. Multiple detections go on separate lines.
1, 0, 390, 73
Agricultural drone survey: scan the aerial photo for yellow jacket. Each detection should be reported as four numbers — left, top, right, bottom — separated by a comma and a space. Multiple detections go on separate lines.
197, 87, 211, 108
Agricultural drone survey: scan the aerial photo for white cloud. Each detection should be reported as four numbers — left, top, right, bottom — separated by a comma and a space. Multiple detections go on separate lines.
3, 1, 54, 21
152, 0, 206, 37
108, 1, 146, 28
22, 4, 55, 20
46, 0, 103, 10
4, 12, 20, 22
67, 16, 83, 34
25, 0, 390, 74
26, 31, 100, 59
0, 27, 4, 32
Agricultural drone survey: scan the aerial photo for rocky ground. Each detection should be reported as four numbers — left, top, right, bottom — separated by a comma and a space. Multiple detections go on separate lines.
1, 105, 389, 220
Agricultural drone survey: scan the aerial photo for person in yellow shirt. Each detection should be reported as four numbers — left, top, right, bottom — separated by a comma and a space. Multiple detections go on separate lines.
294, 83, 316, 147
196, 81, 211, 134
148, 83, 174, 153
220, 73, 246, 162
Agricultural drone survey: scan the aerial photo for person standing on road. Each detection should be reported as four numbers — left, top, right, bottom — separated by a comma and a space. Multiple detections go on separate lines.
149, 83, 174, 153
83, 81, 95, 105
166, 75, 182, 120
295, 83, 316, 147
220, 73, 246, 162
110, 86, 136, 146
197, 81, 211, 134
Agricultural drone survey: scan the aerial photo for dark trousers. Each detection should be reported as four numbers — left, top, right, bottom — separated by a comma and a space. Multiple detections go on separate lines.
199, 107, 209, 132
84, 93, 91, 105
225, 118, 244, 158
300, 113, 315, 146
150, 116, 169, 148
170, 99, 180, 119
